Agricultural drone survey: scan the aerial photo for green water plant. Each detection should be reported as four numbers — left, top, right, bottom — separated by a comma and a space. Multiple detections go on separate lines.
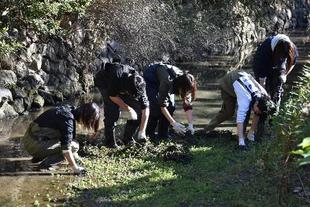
292, 137, 310, 166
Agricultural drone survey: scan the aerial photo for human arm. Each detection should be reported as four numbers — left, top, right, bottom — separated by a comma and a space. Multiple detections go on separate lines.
185, 109, 195, 135
109, 96, 137, 120
137, 108, 149, 139
161, 106, 186, 135
247, 113, 260, 141
63, 150, 84, 174
286, 64, 295, 76
58, 118, 85, 174
183, 93, 195, 134
161, 106, 175, 125
137, 87, 150, 139
258, 77, 267, 88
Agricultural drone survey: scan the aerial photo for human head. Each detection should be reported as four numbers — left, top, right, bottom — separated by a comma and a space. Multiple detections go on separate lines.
253, 95, 276, 116
273, 40, 295, 79
125, 73, 146, 98
173, 72, 197, 101
76, 102, 100, 132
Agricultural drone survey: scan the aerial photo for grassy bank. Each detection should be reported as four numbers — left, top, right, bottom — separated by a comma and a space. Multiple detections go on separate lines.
47, 134, 306, 207
39, 65, 310, 207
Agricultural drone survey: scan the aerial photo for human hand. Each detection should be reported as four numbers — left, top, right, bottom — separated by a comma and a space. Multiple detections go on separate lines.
73, 166, 87, 175
172, 122, 186, 135
187, 123, 195, 135
137, 131, 146, 140
279, 74, 287, 83
247, 130, 255, 141
124, 107, 137, 120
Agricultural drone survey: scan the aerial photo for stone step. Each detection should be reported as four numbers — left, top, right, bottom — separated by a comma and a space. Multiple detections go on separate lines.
288, 30, 310, 37
177, 60, 236, 69
296, 58, 310, 65
187, 69, 227, 86
290, 35, 310, 43
198, 84, 220, 90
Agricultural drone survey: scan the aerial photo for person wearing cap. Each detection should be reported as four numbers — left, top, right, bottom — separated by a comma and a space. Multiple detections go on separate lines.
94, 62, 149, 148
23, 102, 100, 174
205, 70, 274, 150
143, 62, 197, 141
253, 34, 298, 112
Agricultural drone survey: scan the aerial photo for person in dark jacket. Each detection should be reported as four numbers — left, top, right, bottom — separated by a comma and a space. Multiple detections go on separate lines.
23, 102, 100, 173
205, 70, 275, 150
253, 34, 298, 112
143, 63, 197, 141
94, 62, 149, 148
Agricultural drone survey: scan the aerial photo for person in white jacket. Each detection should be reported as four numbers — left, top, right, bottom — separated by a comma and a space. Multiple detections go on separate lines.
205, 70, 275, 150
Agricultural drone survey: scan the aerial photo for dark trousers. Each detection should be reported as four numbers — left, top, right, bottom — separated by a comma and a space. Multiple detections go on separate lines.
266, 72, 283, 112
145, 83, 175, 139
101, 89, 142, 146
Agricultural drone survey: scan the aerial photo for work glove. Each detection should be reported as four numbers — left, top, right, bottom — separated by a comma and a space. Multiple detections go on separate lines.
247, 130, 255, 141
279, 74, 287, 83
124, 107, 138, 120
136, 131, 147, 143
172, 122, 186, 135
137, 131, 146, 140
187, 123, 195, 135
73, 166, 87, 175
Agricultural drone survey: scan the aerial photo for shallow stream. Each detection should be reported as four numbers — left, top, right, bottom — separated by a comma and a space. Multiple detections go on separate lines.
0, 88, 235, 205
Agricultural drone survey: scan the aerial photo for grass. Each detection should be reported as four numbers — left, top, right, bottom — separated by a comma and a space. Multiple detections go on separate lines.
44, 65, 310, 207
47, 132, 308, 207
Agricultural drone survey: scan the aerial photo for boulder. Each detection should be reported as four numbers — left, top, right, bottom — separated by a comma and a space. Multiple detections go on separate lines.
32, 94, 45, 109
13, 98, 26, 114
0, 87, 13, 102
0, 70, 17, 86
0, 101, 18, 119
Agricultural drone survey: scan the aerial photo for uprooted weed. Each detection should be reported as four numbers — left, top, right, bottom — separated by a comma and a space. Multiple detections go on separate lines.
78, 137, 193, 164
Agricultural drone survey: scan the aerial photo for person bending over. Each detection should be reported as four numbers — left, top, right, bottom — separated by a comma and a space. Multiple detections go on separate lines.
253, 34, 298, 112
143, 62, 197, 141
205, 70, 274, 150
23, 102, 100, 174
95, 62, 149, 148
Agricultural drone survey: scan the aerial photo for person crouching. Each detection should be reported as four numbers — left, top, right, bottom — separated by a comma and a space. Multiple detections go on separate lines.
23, 102, 100, 174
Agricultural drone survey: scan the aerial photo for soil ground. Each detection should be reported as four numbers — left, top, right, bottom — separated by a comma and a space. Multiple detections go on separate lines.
0, 88, 238, 206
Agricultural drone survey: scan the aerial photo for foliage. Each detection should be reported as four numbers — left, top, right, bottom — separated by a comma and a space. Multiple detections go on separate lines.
0, 27, 22, 55
38, 136, 308, 206
85, 0, 294, 67
0, 0, 93, 54
292, 137, 310, 166
273, 63, 310, 164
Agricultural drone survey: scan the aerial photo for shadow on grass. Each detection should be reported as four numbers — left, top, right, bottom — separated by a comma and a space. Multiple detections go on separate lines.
66, 132, 275, 207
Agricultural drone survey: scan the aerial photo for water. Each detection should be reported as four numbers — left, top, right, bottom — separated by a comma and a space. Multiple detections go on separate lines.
0, 88, 235, 205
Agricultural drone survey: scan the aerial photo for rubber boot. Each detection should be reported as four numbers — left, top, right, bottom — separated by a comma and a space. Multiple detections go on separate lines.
104, 125, 119, 148
123, 120, 139, 145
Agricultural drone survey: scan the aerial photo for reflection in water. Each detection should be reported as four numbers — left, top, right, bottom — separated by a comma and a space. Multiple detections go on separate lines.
0, 89, 230, 174
0, 109, 47, 173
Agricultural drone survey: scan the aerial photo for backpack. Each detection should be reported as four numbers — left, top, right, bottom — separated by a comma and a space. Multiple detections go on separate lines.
94, 62, 110, 89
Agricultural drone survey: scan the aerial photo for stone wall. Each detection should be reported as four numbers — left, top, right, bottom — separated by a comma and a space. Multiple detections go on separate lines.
0, 0, 309, 119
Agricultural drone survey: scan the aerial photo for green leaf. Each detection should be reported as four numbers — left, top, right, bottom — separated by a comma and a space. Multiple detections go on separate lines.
298, 137, 310, 149
291, 149, 306, 156
299, 156, 310, 166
